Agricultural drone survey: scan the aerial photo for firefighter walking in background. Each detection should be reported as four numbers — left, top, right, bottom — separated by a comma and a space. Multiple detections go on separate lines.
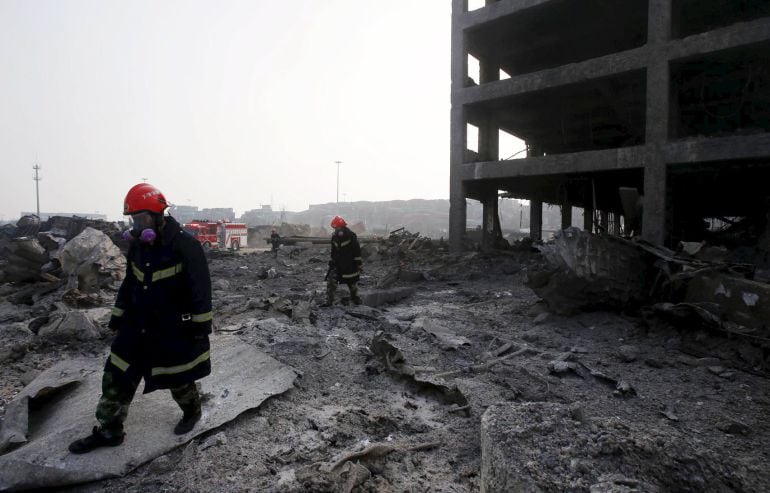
69, 183, 213, 454
323, 215, 363, 306
270, 228, 281, 258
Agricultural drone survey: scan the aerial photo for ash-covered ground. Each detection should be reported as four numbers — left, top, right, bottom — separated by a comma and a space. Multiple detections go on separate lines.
2, 243, 769, 492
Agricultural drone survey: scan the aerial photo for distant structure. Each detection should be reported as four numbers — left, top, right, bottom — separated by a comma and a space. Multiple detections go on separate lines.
21, 212, 107, 221
450, 0, 770, 251
168, 205, 199, 224
197, 208, 235, 222
241, 205, 282, 226
168, 205, 235, 223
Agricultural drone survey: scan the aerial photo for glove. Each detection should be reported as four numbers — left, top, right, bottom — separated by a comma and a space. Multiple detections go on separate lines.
357, 264, 364, 273
328, 260, 336, 268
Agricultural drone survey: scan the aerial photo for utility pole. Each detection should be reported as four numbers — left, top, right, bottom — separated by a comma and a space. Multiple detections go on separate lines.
32, 164, 41, 217
334, 161, 342, 204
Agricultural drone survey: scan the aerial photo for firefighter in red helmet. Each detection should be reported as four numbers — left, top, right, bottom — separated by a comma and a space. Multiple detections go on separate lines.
69, 183, 213, 453
323, 215, 363, 306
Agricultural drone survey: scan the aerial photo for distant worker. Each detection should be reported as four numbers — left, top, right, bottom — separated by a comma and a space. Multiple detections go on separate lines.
323, 215, 363, 306
69, 183, 213, 454
270, 228, 281, 258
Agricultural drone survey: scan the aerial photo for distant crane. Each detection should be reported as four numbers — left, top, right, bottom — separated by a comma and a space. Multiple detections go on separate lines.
32, 164, 41, 217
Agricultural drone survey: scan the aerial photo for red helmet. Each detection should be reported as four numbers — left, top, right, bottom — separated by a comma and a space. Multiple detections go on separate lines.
330, 215, 346, 228
123, 183, 168, 215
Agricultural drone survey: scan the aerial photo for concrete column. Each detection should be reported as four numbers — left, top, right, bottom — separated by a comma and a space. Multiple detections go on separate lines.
478, 113, 499, 162
600, 211, 609, 233
612, 213, 622, 235
482, 191, 500, 250
643, 0, 672, 246
479, 56, 499, 85
560, 204, 571, 230
583, 207, 593, 233
530, 200, 543, 241
449, 0, 469, 252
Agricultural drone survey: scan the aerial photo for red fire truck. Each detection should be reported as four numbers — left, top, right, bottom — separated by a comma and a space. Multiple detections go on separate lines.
183, 220, 248, 251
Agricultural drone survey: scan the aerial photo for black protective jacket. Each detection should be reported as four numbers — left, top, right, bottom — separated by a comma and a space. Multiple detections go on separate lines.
107, 216, 212, 392
330, 226, 362, 284
270, 232, 281, 250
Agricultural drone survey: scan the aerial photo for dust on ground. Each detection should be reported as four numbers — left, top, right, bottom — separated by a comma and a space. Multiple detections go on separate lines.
2, 243, 769, 492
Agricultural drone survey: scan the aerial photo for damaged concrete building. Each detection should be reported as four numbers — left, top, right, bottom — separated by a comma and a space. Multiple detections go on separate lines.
449, 0, 770, 251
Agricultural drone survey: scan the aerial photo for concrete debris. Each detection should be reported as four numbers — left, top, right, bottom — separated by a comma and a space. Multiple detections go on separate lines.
337, 461, 372, 493
579, 363, 637, 397
617, 344, 639, 362
530, 226, 770, 344
412, 317, 471, 350
369, 331, 468, 407
212, 279, 231, 291
59, 227, 125, 292
326, 440, 441, 473
684, 272, 770, 338
37, 310, 102, 342
548, 359, 580, 376
0, 238, 49, 282
529, 227, 651, 314
717, 416, 751, 436
659, 403, 679, 421
14, 215, 41, 238
35, 232, 66, 254
198, 431, 228, 451
0, 323, 34, 364
679, 241, 705, 257
360, 287, 415, 307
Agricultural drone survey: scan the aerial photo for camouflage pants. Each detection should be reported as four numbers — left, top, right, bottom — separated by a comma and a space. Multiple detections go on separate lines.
326, 276, 359, 304
96, 370, 200, 433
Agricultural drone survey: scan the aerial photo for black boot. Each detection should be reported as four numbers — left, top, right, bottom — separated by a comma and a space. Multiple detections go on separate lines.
68, 426, 125, 454
174, 409, 202, 435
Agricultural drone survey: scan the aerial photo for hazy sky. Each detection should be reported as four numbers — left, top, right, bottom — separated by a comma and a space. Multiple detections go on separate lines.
0, 0, 454, 221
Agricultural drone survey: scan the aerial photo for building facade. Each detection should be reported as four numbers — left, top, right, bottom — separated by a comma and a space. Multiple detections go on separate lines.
450, 0, 770, 250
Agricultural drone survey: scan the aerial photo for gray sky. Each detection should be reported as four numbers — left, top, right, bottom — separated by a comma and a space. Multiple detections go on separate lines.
0, 0, 453, 221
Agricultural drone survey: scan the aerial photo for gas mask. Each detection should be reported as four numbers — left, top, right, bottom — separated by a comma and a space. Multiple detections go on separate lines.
122, 212, 160, 243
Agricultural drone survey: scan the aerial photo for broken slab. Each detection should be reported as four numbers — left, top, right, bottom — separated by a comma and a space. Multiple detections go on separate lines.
412, 317, 471, 350
684, 272, 770, 338
0, 336, 298, 491
530, 228, 651, 314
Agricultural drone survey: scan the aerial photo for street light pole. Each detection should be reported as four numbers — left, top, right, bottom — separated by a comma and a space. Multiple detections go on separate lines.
33, 164, 41, 217
334, 161, 342, 204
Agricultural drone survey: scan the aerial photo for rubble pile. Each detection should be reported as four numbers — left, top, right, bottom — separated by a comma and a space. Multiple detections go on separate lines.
42, 216, 121, 242
0, 224, 768, 491
381, 228, 442, 257
531, 227, 770, 344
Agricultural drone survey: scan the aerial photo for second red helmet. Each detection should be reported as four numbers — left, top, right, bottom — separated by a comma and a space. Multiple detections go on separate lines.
330, 216, 346, 228
123, 183, 168, 215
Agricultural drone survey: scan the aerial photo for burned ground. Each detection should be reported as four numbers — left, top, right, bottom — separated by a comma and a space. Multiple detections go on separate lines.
1, 241, 769, 492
